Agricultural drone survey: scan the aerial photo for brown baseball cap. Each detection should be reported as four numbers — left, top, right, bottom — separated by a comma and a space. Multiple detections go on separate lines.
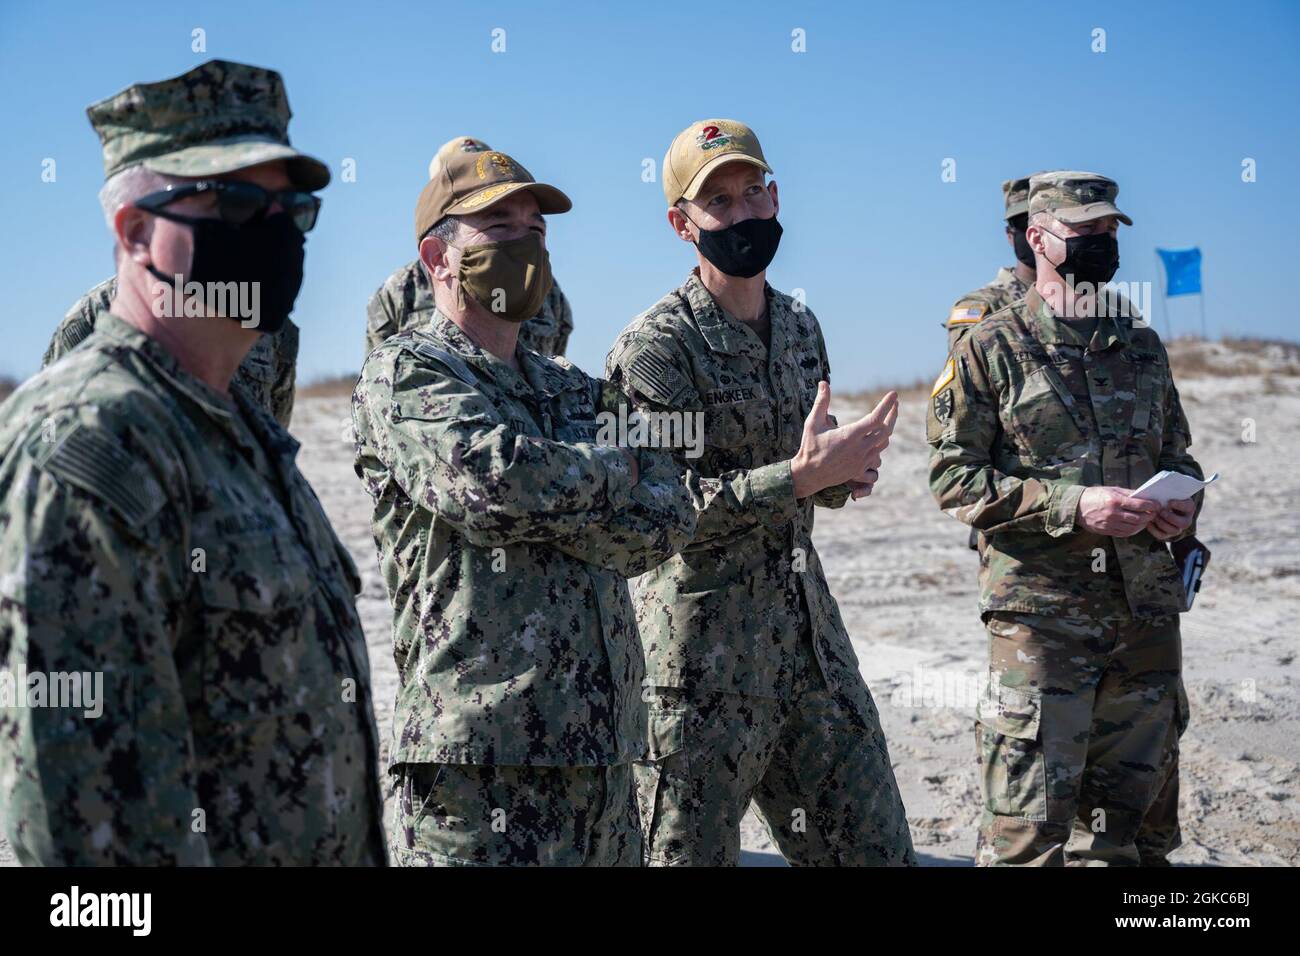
663, 119, 772, 206
428, 136, 491, 179
414, 149, 571, 243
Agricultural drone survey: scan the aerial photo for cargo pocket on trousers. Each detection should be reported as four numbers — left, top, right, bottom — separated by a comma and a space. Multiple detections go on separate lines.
1175, 681, 1190, 738
633, 706, 689, 864
976, 683, 1047, 822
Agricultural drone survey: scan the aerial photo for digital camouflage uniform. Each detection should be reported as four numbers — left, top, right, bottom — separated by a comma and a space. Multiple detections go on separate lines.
606, 271, 915, 866
928, 248, 1201, 866
352, 312, 696, 866
0, 312, 385, 865
0, 59, 384, 866
43, 276, 301, 428
364, 258, 572, 359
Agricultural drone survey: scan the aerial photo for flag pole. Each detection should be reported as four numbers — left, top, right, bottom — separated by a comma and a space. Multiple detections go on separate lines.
1155, 250, 1171, 338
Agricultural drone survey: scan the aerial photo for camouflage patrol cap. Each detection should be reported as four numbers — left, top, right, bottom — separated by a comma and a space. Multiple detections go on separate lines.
86, 59, 329, 191
1002, 176, 1032, 219
428, 136, 491, 180
414, 149, 571, 243
1028, 170, 1132, 225
663, 119, 772, 206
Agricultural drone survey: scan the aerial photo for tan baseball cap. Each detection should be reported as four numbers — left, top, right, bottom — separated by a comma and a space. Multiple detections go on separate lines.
662, 119, 772, 206
428, 136, 491, 179
414, 149, 571, 243
1001, 176, 1032, 219
1028, 170, 1132, 226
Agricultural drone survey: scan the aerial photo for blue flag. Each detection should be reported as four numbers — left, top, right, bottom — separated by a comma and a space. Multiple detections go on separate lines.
1156, 247, 1202, 297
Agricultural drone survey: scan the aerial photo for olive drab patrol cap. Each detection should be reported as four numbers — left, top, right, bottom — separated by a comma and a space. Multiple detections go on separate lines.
414, 149, 572, 243
1028, 170, 1132, 226
428, 136, 492, 179
662, 119, 773, 206
86, 59, 330, 190
1002, 176, 1032, 219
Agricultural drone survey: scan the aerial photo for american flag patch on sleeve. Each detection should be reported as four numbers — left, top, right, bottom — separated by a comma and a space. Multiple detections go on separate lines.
947, 304, 987, 327
626, 347, 688, 407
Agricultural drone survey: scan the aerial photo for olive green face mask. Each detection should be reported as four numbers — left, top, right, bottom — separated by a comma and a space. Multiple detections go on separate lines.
453, 233, 552, 323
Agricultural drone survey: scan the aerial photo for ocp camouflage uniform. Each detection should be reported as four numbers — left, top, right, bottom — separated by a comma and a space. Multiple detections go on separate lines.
44, 276, 301, 429
945, 175, 1035, 353
927, 280, 1201, 866
606, 271, 915, 866
0, 313, 386, 865
352, 312, 696, 866
945, 266, 1030, 352
364, 258, 573, 358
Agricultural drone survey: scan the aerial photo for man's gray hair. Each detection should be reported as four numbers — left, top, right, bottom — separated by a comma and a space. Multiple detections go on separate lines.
418, 215, 462, 285
425, 215, 461, 245
98, 165, 182, 230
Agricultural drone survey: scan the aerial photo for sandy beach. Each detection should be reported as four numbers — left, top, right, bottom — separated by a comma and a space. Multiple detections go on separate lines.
3, 338, 1296, 866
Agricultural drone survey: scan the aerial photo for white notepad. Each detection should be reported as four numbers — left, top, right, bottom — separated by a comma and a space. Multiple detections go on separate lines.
1131, 470, 1220, 505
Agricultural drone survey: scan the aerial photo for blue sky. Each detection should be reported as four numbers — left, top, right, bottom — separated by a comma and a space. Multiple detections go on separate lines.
1, 0, 1297, 390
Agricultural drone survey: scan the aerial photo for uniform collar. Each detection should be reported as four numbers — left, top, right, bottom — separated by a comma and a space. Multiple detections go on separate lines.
995, 266, 1026, 291
97, 311, 283, 459
683, 270, 772, 360
1023, 284, 1133, 351
427, 310, 572, 400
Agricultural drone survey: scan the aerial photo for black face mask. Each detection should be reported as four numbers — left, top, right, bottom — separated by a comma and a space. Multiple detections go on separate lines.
148, 211, 305, 334
689, 214, 783, 278
1043, 228, 1120, 287
1012, 228, 1036, 269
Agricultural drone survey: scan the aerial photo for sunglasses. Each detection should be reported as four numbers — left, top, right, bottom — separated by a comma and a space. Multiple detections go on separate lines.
134, 180, 322, 232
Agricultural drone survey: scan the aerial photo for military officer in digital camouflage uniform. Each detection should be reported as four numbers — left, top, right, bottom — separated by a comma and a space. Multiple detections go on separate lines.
43, 275, 300, 428
353, 146, 696, 866
927, 170, 1201, 866
0, 60, 385, 866
605, 119, 916, 866
364, 136, 573, 359
944, 176, 1037, 353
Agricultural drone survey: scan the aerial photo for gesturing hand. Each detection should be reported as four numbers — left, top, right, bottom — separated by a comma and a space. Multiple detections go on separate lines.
791, 382, 898, 500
